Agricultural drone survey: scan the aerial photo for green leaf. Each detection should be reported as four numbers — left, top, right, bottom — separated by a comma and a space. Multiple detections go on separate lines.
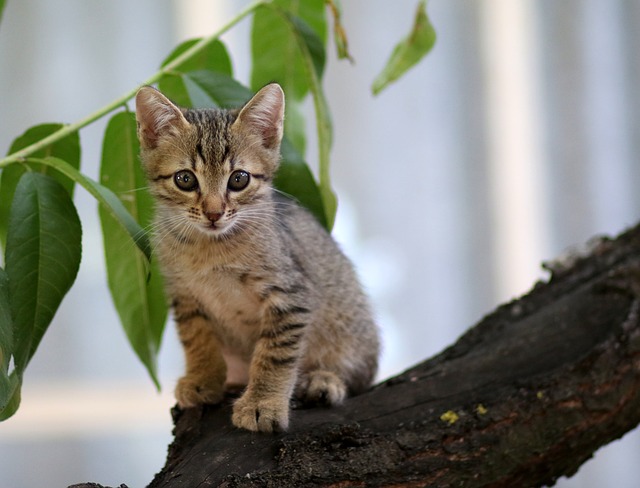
160, 70, 255, 111
0, 0, 6, 29
282, 101, 306, 159
182, 70, 254, 109
372, 0, 436, 95
99, 112, 167, 388
0, 123, 80, 248
276, 138, 327, 229
158, 39, 232, 108
0, 266, 21, 421
265, 6, 336, 229
251, 0, 326, 98
251, 1, 327, 155
26, 156, 151, 261
0, 268, 12, 375
0, 266, 18, 420
5, 172, 82, 373
157, 71, 253, 110
0, 373, 21, 421
156, 74, 193, 109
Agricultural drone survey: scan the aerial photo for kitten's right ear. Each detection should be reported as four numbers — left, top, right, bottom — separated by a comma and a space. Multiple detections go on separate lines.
135, 87, 188, 149
233, 83, 285, 151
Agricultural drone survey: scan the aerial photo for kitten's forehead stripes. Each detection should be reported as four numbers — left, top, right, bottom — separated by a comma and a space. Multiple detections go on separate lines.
184, 108, 234, 168
196, 143, 205, 164
222, 145, 231, 166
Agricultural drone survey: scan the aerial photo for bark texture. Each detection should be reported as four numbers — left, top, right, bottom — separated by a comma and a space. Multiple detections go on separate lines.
74, 224, 640, 488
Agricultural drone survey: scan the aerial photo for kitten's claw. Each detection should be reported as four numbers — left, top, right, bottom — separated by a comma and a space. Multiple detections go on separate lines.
175, 375, 224, 408
232, 394, 289, 432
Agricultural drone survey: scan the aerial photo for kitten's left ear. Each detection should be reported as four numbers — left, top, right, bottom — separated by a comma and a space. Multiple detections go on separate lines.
233, 83, 285, 151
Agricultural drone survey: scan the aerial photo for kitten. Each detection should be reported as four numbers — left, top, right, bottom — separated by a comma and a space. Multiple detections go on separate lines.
135, 83, 379, 432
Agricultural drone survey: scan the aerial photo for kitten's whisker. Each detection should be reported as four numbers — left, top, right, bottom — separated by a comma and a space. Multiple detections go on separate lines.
237, 209, 288, 228
272, 188, 300, 203
234, 216, 281, 241
151, 212, 196, 258
119, 186, 151, 194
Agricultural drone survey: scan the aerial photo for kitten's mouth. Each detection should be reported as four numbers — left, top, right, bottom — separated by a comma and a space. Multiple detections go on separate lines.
202, 221, 231, 236
204, 222, 221, 232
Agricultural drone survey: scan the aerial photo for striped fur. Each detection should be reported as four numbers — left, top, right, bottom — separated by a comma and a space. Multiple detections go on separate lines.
135, 84, 380, 432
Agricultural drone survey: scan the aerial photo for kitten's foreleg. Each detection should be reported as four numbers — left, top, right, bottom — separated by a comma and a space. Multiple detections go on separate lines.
231, 303, 310, 432
174, 299, 227, 408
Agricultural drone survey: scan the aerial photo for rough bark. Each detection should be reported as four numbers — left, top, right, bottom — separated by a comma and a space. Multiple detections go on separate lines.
73, 224, 640, 488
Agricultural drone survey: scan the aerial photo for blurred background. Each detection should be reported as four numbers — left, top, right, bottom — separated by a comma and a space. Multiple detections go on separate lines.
2, 0, 640, 486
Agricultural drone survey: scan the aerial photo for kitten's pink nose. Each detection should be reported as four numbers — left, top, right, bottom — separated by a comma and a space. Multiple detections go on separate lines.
205, 210, 223, 223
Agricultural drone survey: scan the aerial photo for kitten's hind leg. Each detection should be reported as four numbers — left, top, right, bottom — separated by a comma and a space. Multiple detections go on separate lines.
297, 370, 347, 406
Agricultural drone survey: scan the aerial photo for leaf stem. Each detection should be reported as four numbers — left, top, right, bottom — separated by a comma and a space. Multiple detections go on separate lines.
0, 0, 268, 169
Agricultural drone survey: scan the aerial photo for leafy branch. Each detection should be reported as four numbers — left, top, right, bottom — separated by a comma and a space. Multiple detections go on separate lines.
0, 0, 266, 171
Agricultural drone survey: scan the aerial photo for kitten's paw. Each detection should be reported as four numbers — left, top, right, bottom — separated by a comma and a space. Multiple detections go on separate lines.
232, 394, 289, 433
175, 375, 224, 408
298, 370, 347, 405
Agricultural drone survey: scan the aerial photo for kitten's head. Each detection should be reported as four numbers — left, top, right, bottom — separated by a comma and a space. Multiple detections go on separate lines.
135, 83, 285, 239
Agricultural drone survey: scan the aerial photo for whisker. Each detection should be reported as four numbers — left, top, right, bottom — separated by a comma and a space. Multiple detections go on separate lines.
119, 186, 151, 194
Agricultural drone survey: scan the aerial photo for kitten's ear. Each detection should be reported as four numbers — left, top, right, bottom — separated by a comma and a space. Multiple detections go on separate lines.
234, 83, 285, 151
135, 86, 189, 149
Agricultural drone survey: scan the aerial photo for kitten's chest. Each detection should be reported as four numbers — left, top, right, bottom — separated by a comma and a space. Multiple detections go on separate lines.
171, 261, 266, 354
159, 233, 281, 349
193, 267, 262, 324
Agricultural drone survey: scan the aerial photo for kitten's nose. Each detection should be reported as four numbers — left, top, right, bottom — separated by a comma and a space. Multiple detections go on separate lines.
205, 210, 223, 223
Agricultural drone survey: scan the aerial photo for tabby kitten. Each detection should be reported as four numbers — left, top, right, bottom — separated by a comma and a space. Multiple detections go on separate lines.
135, 83, 379, 433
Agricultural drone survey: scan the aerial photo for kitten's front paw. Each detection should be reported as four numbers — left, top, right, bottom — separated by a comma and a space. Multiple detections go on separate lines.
232, 393, 289, 433
175, 375, 224, 408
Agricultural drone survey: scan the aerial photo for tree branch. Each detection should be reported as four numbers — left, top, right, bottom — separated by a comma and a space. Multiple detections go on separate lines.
74, 223, 640, 488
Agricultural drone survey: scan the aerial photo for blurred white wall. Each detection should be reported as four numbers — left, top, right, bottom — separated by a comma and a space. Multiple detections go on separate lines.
1, 1, 640, 486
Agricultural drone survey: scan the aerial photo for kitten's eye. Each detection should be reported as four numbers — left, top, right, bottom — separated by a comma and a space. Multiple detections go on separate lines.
228, 170, 250, 191
174, 170, 198, 192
